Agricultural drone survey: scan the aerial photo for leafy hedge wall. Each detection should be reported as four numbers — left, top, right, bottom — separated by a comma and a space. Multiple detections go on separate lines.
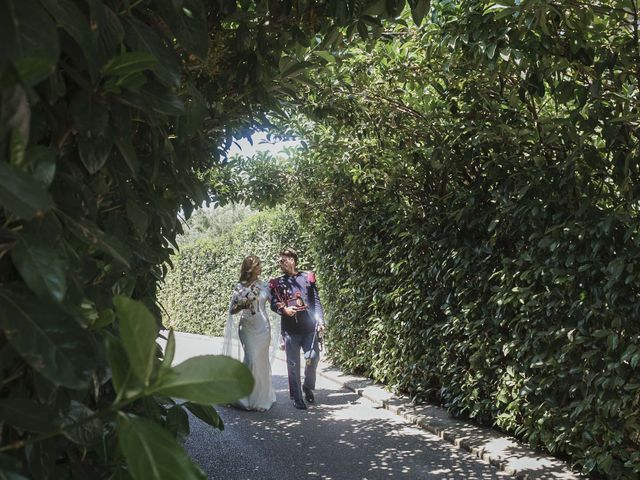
0, 0, 423, 476
159, 206, 307, 336
281, 4, 640, 478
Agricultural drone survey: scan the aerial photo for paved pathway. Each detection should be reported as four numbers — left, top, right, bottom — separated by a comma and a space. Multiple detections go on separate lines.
167, 332, 579, 480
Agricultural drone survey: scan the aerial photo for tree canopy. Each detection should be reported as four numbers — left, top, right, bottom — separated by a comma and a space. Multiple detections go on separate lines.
0, 0, 426, 477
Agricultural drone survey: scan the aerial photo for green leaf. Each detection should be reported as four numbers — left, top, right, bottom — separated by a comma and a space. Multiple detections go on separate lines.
162, 328, 176, 369
0, 399, 58, 433
115, 136, 139, 177
0, 457, 28, 480
105, 333, 137, 397
86, 0, 125, 80
10, 219, 68, 302
138, 83, 185, 116
166, 405, 190, 440
40, 0, 93, 64
62, 215, 131, 268
486, 43, 497, 60
410, 0, 430, 26
90, 309, 115, 329
280, 58, 313, 79
356, 22, 369, 40
70, 92, 114, 174
0, 289, 93, 388
123, 17, 181, 88
116, 413, 205, 480
151, 355, 254, 404
26, 146, 57, 187
0, 161, 54, 219
0, 0, 59, 85
114, 296, 158, 385
26, 439, 55, 480
102, 52, 158, 79
171, 0, 209, 60
9, 129, 26, 168
185, 403, 224, 430
313, 50, 336, 64
181, 83, 207, 135
126, 199, 149, 236
62, 401, 103, 446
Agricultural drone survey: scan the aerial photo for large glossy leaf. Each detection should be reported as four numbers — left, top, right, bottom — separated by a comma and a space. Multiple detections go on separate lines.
184, 403, 224, 430
70, 92, 114, 173
102, 52, 158, 79
114, 296, 157, 385
62, 401, 102, 446
105, 333, 138, 397
162, 328, 176, 369
40, 0, 93, 63
0, 289, 93, 388
61, 214, 131, 268
86, 0, 125, 79
137, 83, 185, 116
77, 132, 114, 174
0, 399, 58, 433
165, 405, 190, 440
26, 146, 57, 187
0, 161, 53, 219
123, 17, 181, 88
151, 355, 254, 404
116, 413, 205, 480
126, 199, 149, 236
409, 0, 430, 26
1, 0, 59, 85
115, 136, 139, 176
11, 216, 67, 302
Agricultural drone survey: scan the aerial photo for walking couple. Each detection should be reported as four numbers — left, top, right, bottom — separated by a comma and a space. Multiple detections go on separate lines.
222, 248, 325, 411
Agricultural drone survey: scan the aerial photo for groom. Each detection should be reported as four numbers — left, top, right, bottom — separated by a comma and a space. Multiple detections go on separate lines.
269, 248, 325, 410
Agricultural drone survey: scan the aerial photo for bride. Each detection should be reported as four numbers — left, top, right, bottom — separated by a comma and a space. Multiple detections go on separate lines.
222, 255, 277, 411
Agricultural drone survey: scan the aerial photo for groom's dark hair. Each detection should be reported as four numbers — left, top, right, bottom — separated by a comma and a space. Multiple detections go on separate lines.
280, 247, 298, 264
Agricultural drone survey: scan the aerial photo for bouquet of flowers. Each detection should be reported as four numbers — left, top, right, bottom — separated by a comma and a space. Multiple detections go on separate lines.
231, 283, 260, 314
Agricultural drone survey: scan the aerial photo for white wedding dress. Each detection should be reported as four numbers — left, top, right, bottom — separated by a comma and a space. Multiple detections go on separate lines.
222, 280, 278, 411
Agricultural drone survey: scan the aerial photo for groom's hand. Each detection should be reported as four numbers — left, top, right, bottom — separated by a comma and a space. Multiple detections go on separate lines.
283, 306, 296, 316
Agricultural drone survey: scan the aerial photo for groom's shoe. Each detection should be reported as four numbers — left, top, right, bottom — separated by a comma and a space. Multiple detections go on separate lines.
303, 388, 315, 404
293, 399, 307, 410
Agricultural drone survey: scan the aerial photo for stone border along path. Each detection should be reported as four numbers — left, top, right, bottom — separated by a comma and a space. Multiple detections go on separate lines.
313, 356, 581, 480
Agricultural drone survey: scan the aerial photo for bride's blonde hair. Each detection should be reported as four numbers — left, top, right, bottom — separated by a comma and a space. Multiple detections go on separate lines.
239, 255, 261, 283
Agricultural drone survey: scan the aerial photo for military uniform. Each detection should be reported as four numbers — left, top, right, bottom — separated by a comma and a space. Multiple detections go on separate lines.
269, 271, 324, 406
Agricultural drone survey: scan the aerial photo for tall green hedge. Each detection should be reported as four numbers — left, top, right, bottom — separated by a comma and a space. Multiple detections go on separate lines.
159, 206, 307, 335
279, 5, 640, 478
0, 0, 425, 476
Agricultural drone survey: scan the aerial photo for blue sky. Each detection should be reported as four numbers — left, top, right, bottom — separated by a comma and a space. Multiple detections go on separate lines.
227, 131, 301, 158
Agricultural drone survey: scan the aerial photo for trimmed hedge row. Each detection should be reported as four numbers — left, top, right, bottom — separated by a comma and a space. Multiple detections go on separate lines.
159, 206, 307, 335
288, 10, 640, 478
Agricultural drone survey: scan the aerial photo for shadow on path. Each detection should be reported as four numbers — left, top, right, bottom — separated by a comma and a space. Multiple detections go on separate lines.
185, 374, 509, 480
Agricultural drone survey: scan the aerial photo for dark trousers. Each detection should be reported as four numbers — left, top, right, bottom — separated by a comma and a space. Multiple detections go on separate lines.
283, 330, 320, 402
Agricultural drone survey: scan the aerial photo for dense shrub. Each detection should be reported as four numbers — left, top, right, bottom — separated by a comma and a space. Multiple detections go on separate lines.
0, 0, 416, 476
280, 5, 640, 478
159, 206, 308, 335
